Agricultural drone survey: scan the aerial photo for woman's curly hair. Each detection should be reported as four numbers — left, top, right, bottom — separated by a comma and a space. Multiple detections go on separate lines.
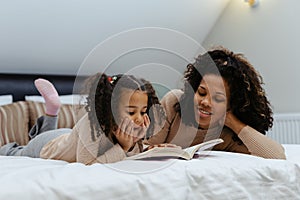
83, 73, 165, 142
176, 46, 273, 134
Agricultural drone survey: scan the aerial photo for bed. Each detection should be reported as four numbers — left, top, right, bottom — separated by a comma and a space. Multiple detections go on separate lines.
0, 73, 299, 199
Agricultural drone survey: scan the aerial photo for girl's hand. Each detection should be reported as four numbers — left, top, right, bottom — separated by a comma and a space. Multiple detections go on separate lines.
224, 111, 246, 135
114, 115, 150, 152
114, 118, 136, 152
134, 114, 150, 141
145, 143, 182, 151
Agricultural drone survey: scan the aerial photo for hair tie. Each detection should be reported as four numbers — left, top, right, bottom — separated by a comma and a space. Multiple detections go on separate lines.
108, 75, 117, 84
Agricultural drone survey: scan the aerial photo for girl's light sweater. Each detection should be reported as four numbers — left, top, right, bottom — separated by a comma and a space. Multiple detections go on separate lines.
40, 114, 142, 164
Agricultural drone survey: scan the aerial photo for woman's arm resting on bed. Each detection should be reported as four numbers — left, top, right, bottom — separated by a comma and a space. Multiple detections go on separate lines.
238, 126, 286, 159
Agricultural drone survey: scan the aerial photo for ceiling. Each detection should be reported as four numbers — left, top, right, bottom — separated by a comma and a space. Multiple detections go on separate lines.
0, 0, 230, 74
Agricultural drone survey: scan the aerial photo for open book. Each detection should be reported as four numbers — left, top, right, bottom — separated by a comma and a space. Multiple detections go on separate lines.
126, 138, 224, 160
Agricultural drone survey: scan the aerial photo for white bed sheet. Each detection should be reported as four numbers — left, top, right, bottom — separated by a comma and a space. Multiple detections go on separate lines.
0, 146, 299, 200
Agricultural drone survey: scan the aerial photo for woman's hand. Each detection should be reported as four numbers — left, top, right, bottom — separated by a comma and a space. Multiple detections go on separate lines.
224, 111, 246, 135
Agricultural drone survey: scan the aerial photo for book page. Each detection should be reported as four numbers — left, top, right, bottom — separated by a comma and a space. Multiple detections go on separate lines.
126, 138, 224, 160
184, 138, 224, 157
126, 146, 191, 160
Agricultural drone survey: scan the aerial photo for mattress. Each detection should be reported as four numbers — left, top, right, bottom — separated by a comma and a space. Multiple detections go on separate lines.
0, 145, 299, 200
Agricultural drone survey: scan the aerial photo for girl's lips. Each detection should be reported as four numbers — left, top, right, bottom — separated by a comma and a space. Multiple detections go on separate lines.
133, 123, 143, 129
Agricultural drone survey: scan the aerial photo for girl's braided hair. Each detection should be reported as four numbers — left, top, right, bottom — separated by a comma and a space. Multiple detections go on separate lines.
83, 73, 165, 142
176, 46, 273, 135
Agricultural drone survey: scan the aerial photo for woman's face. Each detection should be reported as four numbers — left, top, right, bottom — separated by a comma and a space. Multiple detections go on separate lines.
117, 88, 148, 127
193, 74, 230, 129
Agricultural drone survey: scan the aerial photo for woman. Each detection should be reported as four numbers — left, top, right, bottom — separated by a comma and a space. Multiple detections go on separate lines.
146, 46, 286, 159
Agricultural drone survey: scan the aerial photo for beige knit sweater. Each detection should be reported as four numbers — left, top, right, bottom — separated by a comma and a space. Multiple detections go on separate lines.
40, 114, 142, 164
146, 89, 286, 159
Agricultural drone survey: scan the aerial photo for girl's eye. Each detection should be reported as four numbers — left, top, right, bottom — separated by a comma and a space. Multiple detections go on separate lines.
141, 112, 147, 115
128, 112, 135, 115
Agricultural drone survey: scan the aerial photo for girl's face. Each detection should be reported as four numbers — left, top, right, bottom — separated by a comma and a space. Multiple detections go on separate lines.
193, 74, 230, 129
117, 89, 148, 127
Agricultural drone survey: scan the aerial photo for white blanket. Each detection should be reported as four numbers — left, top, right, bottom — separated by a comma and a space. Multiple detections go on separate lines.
0, 145, 299, 200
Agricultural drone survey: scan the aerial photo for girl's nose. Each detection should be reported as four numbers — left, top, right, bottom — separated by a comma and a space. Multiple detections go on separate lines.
134, 115, 143, 125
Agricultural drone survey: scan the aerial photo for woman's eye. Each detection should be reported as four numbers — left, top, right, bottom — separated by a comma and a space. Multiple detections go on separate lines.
198, 91, 206, 96
198, 88, 206, 95
214, 97, 225, 103
141, 112, 147, 115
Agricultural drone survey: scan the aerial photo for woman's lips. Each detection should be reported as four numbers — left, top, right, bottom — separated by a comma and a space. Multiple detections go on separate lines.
197, 108, 212, 118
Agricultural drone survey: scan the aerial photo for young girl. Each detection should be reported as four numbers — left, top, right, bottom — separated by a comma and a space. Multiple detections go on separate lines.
0, 73, 165, 164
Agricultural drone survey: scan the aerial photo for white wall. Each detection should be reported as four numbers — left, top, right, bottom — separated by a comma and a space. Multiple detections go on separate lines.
0, 0, 229, 77
203, 0, 300, 113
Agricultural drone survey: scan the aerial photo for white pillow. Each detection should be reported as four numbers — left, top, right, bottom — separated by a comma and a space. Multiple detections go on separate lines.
24, 95, 44, 103
25, 94, 87, 105
0, 95, 13, 106
59, 94, 87, 105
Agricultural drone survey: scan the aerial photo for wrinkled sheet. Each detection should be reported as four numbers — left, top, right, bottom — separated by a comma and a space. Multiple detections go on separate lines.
0, 146, 299, 200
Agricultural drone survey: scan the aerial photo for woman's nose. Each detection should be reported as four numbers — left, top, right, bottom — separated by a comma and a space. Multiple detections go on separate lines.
201, 96, 211, 106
